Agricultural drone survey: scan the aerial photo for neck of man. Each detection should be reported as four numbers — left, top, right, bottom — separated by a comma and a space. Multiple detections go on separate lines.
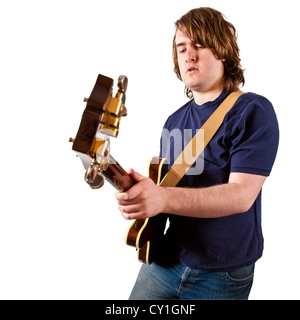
192, 84, 225, 106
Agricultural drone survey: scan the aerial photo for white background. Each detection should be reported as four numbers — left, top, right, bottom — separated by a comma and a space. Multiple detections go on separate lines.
0, 0, 299, 300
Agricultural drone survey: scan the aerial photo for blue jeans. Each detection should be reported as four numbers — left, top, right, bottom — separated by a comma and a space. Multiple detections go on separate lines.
129, 259, 255, 300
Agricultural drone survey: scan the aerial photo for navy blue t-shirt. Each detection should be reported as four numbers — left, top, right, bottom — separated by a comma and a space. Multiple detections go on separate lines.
159, 91, 279, 271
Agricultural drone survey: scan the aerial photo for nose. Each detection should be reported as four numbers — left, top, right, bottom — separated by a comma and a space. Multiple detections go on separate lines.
185, 47, 197, 63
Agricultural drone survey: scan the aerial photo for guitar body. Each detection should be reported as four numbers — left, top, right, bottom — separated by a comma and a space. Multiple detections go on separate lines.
125, 156, 168, 264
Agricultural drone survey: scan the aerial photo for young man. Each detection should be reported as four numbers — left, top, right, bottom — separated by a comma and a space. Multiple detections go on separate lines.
115, 7, 279, 299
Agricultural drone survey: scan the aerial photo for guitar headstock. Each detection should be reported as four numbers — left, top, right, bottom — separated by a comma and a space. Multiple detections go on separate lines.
69, 74, 128, 189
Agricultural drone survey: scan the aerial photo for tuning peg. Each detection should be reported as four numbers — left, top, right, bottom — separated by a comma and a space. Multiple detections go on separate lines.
121, 106, 127, 117
83, 97, 88, 102
69, 137, 75, 143
85, 164, 105, 189
86, 172, 105, 189
117, 75, 128, 93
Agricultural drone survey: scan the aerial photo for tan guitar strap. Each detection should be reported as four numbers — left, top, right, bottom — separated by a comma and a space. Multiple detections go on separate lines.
159, 90, 244, 187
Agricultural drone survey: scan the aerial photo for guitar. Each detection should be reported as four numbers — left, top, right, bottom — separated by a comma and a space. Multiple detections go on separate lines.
70, 74, 167, 264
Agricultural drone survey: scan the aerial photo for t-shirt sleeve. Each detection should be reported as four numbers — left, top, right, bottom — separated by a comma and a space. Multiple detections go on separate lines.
229, 96, 279, 176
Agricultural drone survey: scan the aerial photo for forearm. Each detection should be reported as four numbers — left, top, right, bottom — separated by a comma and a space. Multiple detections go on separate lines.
115, 170, 265, 220
161, 183, 251, 218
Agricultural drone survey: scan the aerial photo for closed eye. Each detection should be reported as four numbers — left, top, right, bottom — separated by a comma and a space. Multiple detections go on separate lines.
176, 43, 203, 53
176, 42, 187, 54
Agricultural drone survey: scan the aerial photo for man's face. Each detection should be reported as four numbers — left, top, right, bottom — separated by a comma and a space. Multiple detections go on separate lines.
175, 29, 225, 95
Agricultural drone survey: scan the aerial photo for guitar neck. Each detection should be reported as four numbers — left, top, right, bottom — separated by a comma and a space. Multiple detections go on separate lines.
102, 155, 135, 192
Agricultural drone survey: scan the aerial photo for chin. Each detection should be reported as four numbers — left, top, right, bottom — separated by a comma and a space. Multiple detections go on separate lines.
183, 79, 203, 91
186, 84, 203, 93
